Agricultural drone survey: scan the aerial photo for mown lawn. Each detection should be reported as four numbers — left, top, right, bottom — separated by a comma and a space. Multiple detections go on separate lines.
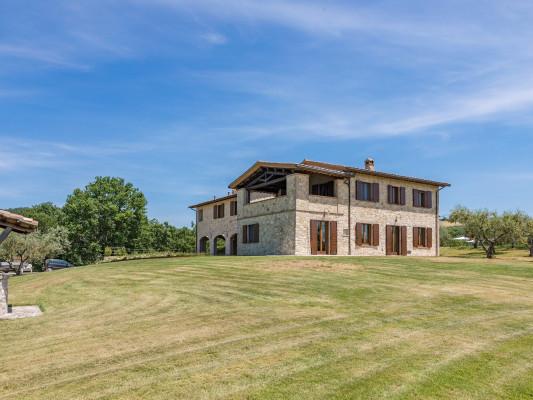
1, 254, 532, 399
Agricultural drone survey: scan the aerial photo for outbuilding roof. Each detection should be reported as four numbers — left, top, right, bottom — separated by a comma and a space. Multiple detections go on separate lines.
0, 210, 39, 234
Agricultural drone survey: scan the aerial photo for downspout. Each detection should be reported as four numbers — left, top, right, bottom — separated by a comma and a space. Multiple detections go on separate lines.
344, 174, 353, 255
435, 186, 446, 257
195, 209, 198, 254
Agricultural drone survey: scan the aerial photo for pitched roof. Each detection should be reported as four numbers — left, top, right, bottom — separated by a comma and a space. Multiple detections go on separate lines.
301, 160, 451, 187
227, 159, 450, 189
0, 210, 39, 234
189, 193, 237, 209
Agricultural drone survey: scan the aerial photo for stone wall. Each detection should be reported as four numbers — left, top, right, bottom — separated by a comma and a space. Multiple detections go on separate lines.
0, 274, 8, 316
236, 174, 297, 256
196, 197, 238, 255
293, 173, 439, 256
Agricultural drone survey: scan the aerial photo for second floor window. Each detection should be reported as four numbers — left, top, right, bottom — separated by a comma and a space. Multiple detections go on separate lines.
213, 203, 225, 219
413, 189, 432, 208
230, 200, 238, 216
356, 180, 379, 202
388, 185, 406, 205
198, 209, 203, 222
311, 181, 335, 197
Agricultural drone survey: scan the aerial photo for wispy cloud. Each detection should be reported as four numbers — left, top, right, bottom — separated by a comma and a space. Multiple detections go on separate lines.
0, 44, 90, 70
200, 32, 228, 45
374, 83, 533, 134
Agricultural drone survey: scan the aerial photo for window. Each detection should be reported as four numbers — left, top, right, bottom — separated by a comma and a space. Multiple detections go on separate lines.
356, 223, 379, 246
311, 181, 335, 197
362, 224, 372, 244
242, 224, 259, 243
230, 200, 238, 216
388, 185, 405, 205
198, 209, 203, 222
417, 227, 427, 247
413, 189, 432, 208
213, 203, 225, 219
413, 227, 432, 248
356, 181, 379, 202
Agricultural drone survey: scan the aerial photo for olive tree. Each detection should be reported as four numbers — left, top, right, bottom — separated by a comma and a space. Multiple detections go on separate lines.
524, 217, 533, 257
449, 207, 517, 259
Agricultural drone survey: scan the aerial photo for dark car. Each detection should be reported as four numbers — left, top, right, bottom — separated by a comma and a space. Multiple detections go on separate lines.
44, 259, 73, 271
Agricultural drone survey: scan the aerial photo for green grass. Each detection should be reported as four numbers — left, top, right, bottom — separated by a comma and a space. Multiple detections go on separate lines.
1, 253, 533, 399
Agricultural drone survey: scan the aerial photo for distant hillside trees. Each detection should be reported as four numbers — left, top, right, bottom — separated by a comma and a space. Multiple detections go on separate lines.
134, 219, 195, 253
6, 177, 195, 265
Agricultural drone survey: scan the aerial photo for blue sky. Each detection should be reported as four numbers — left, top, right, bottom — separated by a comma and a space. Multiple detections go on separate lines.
2, 0, 533, 226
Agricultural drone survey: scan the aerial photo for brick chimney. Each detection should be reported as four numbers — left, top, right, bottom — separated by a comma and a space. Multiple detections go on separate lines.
364, 158, 375, 171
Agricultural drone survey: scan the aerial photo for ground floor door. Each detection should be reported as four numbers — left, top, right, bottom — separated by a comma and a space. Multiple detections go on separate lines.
310, 220, 337, 255
386, 225, 407, 256
230, 234, 238, 255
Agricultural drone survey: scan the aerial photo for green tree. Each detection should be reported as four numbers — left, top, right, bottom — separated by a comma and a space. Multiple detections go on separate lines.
449, 207, 519, 259
8, 202, 64, 233
520, 216, 533, 257
0, 227, 70, 274
63, 177, 147, 264
133, 219, 196, 253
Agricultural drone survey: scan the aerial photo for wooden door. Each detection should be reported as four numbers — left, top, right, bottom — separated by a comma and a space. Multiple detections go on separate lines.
230, 234, 238, 255
386, 225, 405, 256
311, 220, 333, 255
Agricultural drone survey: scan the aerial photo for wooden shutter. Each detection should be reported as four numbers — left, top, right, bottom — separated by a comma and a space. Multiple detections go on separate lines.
427, 227, 433, 248
254, 224, 259, 243
386, 225, 393, 255
372, 183, 380, 202
372, 224, 379, 246
400, 187, 406, 205
220, 204, 224, 218
242, 225, 248, 244
355, 223, 363, 246
355, 181, 362, 200
426, 191, 433, 209
413, 227, 419, 248
310, 220, 318, 255
329, 221, 337, 255
412, 189, 419, 207
387, 185, 392, 204
401, 226, 408, 256
213, 205, 217, 219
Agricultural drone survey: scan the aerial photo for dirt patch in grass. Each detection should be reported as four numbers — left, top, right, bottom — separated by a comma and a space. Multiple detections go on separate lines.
258, 259, 365, 271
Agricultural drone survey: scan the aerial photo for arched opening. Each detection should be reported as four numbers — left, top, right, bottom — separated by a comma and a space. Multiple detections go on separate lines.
199, 236, 210, 254
230, 234, 238, 255
214, 235, 226, 256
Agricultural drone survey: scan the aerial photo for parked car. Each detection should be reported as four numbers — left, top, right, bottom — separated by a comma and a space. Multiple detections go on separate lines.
0, 261, 32, 274
44, 259, 73, 271
0, 261, 11, 273
10, 261, 33, 274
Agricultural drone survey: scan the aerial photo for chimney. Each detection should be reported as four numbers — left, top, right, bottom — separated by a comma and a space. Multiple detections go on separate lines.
364, 158, 375, 171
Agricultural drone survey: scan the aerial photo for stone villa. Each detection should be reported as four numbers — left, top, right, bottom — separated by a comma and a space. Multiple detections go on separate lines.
189, 159, 449, 256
